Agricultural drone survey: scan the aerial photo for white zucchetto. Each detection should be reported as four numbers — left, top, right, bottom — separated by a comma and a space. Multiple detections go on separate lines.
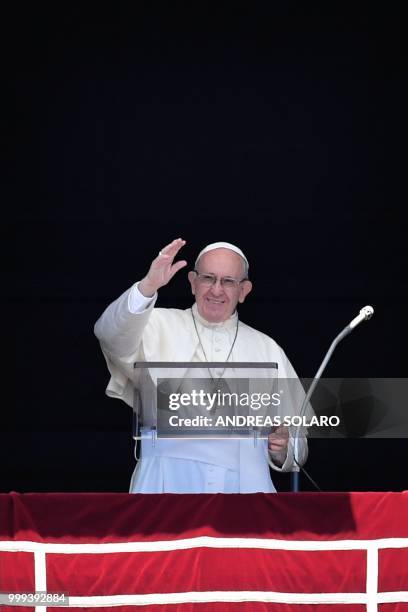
194, 241, 249, 270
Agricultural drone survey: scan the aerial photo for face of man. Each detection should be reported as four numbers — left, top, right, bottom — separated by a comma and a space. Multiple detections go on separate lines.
188, 248, 252, 323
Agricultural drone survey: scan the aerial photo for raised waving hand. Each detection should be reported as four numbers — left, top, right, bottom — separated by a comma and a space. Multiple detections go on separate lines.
139, 238, 187, 297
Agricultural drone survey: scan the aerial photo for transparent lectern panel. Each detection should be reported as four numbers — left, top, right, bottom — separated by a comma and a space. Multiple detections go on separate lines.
132, 362, 310, 440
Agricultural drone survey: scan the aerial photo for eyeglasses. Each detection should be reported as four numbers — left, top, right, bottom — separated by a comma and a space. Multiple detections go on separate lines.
193, 270, 247, 289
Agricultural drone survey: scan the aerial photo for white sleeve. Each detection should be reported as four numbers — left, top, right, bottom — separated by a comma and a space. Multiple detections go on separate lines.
268, 347, 309, 472
94, 283, 157, 360
94, 282, 158, 407
128, 282, 157, 313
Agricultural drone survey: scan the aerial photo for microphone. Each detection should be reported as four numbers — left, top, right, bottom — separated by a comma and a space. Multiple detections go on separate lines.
291, 304, 375, 492
349, 306, 374, 330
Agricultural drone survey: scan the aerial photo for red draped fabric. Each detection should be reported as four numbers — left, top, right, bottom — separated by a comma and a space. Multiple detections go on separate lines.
0, 492, 407, 611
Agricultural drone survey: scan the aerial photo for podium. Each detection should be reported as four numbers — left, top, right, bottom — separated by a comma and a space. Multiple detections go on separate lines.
128, 362, 309, 493
131, 361, 282, 441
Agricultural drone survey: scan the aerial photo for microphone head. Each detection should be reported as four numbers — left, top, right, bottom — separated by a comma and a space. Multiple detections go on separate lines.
360, 305, 374, 320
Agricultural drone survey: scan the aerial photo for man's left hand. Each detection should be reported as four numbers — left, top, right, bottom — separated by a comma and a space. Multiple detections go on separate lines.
268, 426, 289, 453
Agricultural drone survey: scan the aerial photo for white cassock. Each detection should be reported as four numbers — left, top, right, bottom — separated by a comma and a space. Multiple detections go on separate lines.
94, 283, 308, 493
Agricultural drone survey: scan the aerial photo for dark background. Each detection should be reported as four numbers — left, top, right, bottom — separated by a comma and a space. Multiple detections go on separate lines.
8, 2, 407, 493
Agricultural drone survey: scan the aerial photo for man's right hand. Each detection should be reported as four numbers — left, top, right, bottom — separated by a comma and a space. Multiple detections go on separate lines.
138, 238, 187, 297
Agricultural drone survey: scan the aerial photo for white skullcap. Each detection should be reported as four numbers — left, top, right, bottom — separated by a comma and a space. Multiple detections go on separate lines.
195, 241, 249, 269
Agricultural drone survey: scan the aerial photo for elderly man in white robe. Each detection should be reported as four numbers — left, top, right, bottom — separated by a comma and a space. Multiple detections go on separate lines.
94, 238, 308, 493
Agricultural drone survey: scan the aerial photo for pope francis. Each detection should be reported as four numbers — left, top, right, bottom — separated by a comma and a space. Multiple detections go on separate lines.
94, 238, 308, 493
